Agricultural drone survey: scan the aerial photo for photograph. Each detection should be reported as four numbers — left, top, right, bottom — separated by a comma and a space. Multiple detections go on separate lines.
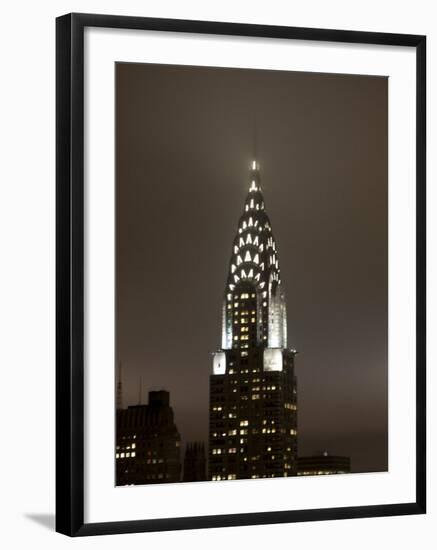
114, 61, 388, 486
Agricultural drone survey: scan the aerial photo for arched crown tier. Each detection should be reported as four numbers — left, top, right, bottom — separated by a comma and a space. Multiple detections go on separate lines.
221, 161, 287, 350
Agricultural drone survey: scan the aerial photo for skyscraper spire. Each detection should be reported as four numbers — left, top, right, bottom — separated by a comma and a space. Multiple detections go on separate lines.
253, 118, 258, 162
221, 160, 287, 351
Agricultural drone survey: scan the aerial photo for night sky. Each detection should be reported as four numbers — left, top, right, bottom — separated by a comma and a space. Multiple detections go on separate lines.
116, 63, 388, 473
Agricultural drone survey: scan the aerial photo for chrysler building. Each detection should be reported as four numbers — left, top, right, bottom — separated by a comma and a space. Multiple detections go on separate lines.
208, 160, 298, 481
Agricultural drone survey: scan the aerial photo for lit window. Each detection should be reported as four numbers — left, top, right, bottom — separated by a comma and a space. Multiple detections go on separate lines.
244, 250, 251, 262
240, 420, 249, 426
254, 254, 259, 264
246, 233, 252, 244
131, 452, 136, 458
228, 448, 237, 454
237, 255, 242, 265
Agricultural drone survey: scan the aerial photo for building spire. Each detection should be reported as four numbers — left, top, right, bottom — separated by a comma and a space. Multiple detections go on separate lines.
221, 159, 287, 350
253, 117, 258, 163
116, 361, 123, 410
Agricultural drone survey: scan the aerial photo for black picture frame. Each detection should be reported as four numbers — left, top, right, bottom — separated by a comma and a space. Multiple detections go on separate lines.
56, 12, 426, 537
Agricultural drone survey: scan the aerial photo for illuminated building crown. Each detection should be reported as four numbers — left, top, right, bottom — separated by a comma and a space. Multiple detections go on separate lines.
221, 160, 287, 350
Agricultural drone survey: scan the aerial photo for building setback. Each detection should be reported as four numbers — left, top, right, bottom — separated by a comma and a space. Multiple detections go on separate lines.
208, 160, 298, 481
116, 390, 181, 485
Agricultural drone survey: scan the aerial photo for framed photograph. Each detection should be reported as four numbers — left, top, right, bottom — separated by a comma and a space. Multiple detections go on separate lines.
56, 13, 426, 536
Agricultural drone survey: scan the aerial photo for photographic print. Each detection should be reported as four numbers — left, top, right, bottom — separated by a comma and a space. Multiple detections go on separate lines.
115, 62, 388, 487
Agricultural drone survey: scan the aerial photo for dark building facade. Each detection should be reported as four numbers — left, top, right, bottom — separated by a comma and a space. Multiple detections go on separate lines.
208, 161, 298, 481
116, 390, 181, 485
297, 452, 351, 476
183, 441, 207, 482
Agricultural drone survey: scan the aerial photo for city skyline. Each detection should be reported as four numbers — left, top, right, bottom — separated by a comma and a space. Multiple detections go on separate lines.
116, 62, 388, 474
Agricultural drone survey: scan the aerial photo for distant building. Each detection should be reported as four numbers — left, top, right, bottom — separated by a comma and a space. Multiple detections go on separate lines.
297, 452, 351, 476
208, 160, 298, 481
183, 442, 207, 482
116, 390, 181, 485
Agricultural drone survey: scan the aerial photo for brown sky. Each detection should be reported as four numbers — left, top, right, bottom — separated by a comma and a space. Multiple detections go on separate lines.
116, 62, 388, 473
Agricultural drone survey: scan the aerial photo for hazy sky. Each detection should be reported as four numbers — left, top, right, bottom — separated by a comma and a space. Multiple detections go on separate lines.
116, 62, 388, 473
